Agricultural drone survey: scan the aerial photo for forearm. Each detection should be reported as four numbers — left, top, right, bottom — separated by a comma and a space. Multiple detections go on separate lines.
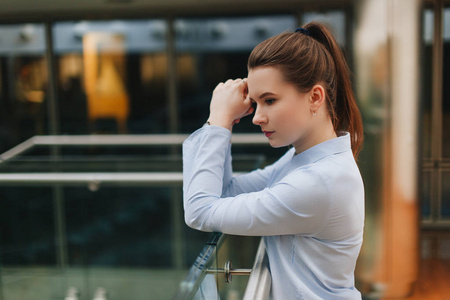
183, 125, 231, 231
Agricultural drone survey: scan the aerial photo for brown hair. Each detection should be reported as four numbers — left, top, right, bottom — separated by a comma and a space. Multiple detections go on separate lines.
248, 22, 363, 159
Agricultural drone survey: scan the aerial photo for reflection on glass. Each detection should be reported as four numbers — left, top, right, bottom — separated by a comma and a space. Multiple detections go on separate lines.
0, 24, 48, 153
83, 33, 129, 133
54, 20, 169, 135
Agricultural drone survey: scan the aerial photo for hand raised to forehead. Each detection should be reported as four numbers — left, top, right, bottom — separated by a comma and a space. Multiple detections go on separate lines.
207, 78, 253, 131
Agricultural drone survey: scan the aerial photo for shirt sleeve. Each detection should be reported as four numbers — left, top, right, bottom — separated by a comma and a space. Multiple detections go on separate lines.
183, 125, 331, 236
221, 150, 280, 198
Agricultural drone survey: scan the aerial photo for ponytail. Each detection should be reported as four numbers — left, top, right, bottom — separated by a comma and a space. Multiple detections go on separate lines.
248, 22, 364, 159
304, 22, 363, 159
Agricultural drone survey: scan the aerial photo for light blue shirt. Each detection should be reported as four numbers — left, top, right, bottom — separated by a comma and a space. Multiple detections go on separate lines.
183, 125, 364, 299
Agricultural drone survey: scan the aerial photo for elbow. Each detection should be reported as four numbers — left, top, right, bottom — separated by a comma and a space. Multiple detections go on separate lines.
184, 210, 197, 229
184, 204, 201, 230
184, 214, 211, 232
184, 202, 212, 232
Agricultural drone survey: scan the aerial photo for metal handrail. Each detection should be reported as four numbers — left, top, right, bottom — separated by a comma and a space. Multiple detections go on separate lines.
0, 172, 242, 186
0, 172, 184, 186
0, 134, 265, 185
243, 239, 271, 300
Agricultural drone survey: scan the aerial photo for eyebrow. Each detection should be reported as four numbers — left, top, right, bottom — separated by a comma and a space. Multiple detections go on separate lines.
249, 92, 276, 101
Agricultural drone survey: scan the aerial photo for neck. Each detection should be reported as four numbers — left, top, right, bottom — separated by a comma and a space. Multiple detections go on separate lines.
293, 119, 337, 155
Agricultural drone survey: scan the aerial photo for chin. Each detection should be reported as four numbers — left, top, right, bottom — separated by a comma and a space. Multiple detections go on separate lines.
268, 140, 289, 149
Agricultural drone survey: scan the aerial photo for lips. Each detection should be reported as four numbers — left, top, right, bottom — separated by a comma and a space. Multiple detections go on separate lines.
263, 131, 275, 138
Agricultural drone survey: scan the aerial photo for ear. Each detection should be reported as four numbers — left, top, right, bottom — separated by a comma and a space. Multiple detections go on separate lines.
309, 84, 326, 112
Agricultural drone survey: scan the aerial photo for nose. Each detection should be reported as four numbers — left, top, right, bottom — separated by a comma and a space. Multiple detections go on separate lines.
252, 106, 267, 125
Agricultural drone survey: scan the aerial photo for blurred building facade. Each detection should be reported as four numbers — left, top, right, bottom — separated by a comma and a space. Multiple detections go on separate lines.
0, 0, 448, 299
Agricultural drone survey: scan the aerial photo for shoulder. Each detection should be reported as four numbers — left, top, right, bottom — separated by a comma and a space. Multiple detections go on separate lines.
311, 149, 362, 184
274, 165, 332, 213
280, 150, 363, 205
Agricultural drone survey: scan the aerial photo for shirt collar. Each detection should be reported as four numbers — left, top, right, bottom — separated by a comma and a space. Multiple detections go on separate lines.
290, 132, 352, 167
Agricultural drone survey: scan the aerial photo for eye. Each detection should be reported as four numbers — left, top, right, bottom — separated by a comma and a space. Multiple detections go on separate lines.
265, 98, 276, 105
251, 101, 257, 109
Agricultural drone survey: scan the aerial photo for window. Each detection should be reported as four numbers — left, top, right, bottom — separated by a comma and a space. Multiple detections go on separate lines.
0, 24, 48, 153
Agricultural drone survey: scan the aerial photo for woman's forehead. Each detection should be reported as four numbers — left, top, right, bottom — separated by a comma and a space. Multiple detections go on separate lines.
247, 67, 289, 95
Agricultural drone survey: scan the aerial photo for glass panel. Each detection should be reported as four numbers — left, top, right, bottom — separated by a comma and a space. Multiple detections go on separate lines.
64, 187, 173, 267
0, 187, 56, 265
0, 187, 62, 299
174, 234, 261, 300
422, 9, 433, 159
0, 24, 48, 153
443, 8, 450, 157
65, 186, 191, 299
0, 186, 192, 300
174, 233, 223, 300
53, 20, 169, 135
0, 134, 268, 299
441, 171, 450, 218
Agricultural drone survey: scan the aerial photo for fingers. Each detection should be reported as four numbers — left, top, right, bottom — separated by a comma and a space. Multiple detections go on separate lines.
209, 77, 251, 129
217, 78, 247, 86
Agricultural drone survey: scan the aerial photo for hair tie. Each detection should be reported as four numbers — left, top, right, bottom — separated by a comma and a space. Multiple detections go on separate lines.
295, 27, 311, 36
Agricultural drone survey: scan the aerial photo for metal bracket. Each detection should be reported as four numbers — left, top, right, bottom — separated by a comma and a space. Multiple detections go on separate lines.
206, 260, 252, 283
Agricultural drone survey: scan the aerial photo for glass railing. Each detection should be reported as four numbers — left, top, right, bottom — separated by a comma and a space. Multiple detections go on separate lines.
0, 134, 271, 300
174, 234, 271, 300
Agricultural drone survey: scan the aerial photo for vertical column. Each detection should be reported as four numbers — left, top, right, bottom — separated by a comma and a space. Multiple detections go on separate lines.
44, 22, 59, 135
45, 22, 68, 271
354, 0, 421, 297
386, 0, 421, 296
53, 186, 68, 269
166, 18, 184, 269
167, 18, 179, 134
353, 0, 390, 294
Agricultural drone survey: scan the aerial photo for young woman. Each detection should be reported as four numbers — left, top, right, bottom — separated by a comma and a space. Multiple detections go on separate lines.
183, 22, 364, 299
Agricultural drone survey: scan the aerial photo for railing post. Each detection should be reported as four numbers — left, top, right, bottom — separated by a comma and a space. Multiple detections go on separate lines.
243, 239, 271, 300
